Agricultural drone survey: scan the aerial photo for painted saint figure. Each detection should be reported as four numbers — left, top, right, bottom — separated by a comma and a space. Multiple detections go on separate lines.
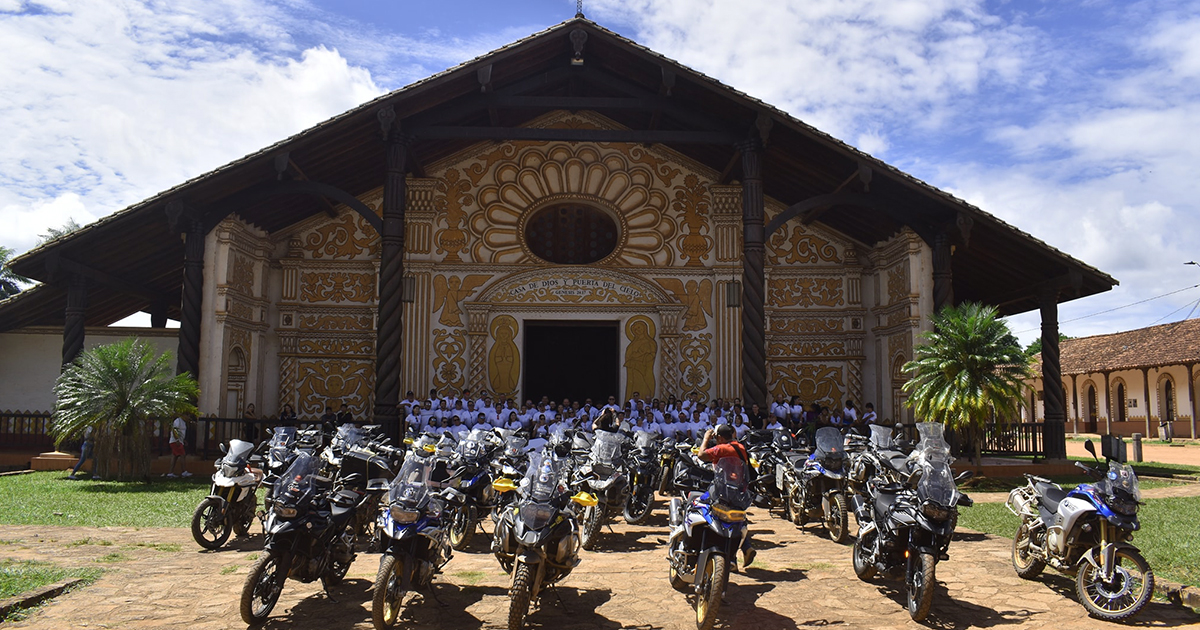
488, 316, 521, 397
624, 316, 657, 400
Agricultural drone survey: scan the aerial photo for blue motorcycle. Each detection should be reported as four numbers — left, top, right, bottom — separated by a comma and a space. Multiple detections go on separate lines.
666, 455, 753, 630
1007, 440, 1153, 621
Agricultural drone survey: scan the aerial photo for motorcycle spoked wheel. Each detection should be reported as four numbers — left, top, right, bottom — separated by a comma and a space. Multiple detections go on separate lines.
580, 504, 604, 551
852, 527, 877, 580
1011, 523, 1046, 579
694, 554, 728, 630
624, 487, 654, 525
1074, 547, 1154, 621
448, 506, 475, 551
788, 485, 805, 526
658, 463, 673, 495
323, 523, 356, 587
240, 550, 288, 625
824, 493, 850, 544
508, 562, 534, 630
191, 497, 232, 550
372, 554, 410, 630
905, 551, 936, 622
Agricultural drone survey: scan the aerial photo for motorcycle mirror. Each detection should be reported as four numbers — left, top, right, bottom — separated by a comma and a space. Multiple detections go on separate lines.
1083, 439, 1099, 463
219, 443, 227, 454
907, 467, 923, 488
954, 470, 974, 483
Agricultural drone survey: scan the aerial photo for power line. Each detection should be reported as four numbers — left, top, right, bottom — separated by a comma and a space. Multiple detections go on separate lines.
1015, 283, 1200, 334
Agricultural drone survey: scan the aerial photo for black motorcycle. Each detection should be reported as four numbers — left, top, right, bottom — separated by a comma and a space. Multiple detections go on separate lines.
790, 426, 851, 543
624, 431, 660, 524
850, 422, 973, 621
492, 435, 595, 630
491, 430, 532, 515
239, 451, 360, 625
444, 426, 500, 550
574, 429, 629, 549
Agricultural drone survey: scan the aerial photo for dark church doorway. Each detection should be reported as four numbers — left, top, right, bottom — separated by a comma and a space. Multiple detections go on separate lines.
523, 320, 619, 405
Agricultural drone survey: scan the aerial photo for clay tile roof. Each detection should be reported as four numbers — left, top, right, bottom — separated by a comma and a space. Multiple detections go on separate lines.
1034, 318, 1200, 375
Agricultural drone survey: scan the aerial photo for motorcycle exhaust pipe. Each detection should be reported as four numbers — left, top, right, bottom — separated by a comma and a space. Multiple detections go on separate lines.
669, 497, 684, 528
849, 493, 870, 523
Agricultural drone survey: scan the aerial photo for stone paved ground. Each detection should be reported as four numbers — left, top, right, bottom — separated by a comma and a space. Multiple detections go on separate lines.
1, 505, 1196, 630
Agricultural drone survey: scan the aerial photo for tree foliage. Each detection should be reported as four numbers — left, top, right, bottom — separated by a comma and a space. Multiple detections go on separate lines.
37, 218, 82, 245
902, 303, 1032, 463
1024, 333, 1072, 358
52, 338, 198, 480
1, 246, 29, 299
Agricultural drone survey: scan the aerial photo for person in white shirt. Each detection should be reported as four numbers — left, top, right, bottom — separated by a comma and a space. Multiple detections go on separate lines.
790, 396, 806, 430
626, 391, 642, 413
167, 415, 191, 477
770, 394, 790, 424
765, 417, 784, 431
861, 403, 878, 425
433, 400, 451, 423
449, 416, 469, 439
503, 411, 523, 432
473, 412, 491, 430
401, 391, 420, 411
732, 415, 748, 439
843, 400, 859, 427
404, 409, 423, 436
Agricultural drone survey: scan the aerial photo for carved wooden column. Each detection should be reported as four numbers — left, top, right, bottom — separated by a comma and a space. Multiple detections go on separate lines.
374, 106, 407, 440
149, 301, 169, 329
932, 229, 954, 313
172, 206, 205, 378
61, 274, 88, 367
739, 137, 768, 408
1039, 289, 1067, 459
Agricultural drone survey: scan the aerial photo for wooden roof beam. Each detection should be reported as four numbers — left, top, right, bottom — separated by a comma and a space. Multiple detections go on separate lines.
412, 126, 741, 144
44, 253, 168, 305
274, 152, 338, 219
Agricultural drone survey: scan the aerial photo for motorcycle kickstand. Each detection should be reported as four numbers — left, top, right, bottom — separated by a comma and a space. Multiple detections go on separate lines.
548, 584, 568, 612
425, 581, 449, 607
321, 579, 339, 603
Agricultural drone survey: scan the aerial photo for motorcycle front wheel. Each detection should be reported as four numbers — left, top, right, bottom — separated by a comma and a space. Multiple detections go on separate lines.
191, 497, 232, 550
624, 487, 653, 525
240, 550, 288, 625
906, 551, 936, 622
1011, 523, 1046, 579
323, 522, 356, 587
1075, 547, 1153, 621
372, 554, 409, 629
695, 554, 728, 630
788, 485, 805, 526
852, 527, 876, 580
448, 506, 475, 551
580, 504, 604, 551
508, 562, 534, 630
825, 493, 849, 544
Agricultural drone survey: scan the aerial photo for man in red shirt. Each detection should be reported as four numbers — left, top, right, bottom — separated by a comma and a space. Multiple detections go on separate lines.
697, 424, 756, 567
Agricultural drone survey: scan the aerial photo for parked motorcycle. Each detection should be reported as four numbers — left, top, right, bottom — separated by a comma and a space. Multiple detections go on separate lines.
624, 431, 660, 524
574, 429, 629, 549
492, 430, 532, 515
371, 452, 463, 629
1007, 440, 1153, 621
239, 451, 359, 624
491, 440, 596, 630
850, 422, 972, 621
444, 426, 499, 550
192, 439, 263, 550
666, 455, 753, 630
789, 426, 851, 543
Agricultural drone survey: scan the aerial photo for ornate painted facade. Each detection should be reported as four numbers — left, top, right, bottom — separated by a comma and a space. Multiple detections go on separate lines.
198, 112, 930, 422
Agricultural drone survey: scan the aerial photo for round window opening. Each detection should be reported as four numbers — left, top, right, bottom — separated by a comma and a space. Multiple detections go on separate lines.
524, 203, 618, 265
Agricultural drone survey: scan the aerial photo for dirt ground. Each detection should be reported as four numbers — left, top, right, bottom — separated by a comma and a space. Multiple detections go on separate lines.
2, 504, 1195, 630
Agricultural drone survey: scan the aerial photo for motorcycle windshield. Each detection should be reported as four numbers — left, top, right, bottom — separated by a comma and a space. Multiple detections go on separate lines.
1101, 461, 1142, 502
270, 427, 296, 449
591, 431, 625, 468
914, 422, 951, 465
225, 439, 255, 466
335, 425, 363, 449
869, 424, 893, 449
917, 460, 956, 506
504, 437, 529, 458
458, 438, 485, 461
712, 456, 752, 510
813, 427, 844, 457
523, 452, 567, 503
275, 452, 322, 500
388, 455, 432, 507
635, 432, 657, 450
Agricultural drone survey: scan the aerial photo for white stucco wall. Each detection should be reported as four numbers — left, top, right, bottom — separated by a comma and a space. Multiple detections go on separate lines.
0, 327, 179, 413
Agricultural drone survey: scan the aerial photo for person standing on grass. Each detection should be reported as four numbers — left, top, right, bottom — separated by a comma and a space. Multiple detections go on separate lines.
167, 415, 192, 478
67, 424, 94, 480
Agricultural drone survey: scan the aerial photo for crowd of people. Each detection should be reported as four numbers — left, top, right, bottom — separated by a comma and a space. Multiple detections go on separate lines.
397, 388, 880, 440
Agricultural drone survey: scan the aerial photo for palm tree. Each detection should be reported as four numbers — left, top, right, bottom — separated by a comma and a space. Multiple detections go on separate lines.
1, 245, 29, 299
902, 303, 1031, 465
52, 338, 199, 480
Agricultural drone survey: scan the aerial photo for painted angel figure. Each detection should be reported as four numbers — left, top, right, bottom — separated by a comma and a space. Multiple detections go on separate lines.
657, 278, 713, 332
432, 274, 491, 327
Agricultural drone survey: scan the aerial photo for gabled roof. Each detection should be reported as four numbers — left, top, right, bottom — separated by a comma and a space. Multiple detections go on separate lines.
1033, 318, 1200, 375
3, 17, 1116, 332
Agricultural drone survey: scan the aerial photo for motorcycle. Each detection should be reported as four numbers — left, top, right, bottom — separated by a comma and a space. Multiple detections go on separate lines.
574, 429, 629, 549
191, 438, 263, 550
789, 426, 851, 543
444, 426, 500, 550
1007, 440, 1153, 621
850, 422, 973, 622
239, 451, 360, 625
491, 437, 597, 630
370, 451, 463, 629
492, 430, 532, 515
666, 455, 753, 630
624, 431, 660, 524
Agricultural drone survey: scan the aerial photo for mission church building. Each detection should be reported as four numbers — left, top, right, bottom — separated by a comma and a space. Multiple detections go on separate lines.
0, 18, 1115, 454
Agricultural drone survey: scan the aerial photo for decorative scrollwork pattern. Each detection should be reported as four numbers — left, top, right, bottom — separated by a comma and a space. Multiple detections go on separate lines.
299, 271, 376, 304
769, 363, 846, 407
767, 225, 842, 265
767, 277, 845, 308
679, 333, 713, 398
432, 328, 467, 392
303, 212, 376, 259
296, 359, 374, 416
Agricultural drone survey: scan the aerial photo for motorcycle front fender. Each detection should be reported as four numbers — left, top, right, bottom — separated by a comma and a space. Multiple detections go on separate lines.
693, 547, 733, 587
1079, 541, 1139, 581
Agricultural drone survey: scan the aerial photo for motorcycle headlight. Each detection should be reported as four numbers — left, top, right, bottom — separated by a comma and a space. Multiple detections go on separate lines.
711, 503, 746, 523
520, 503, 555, 530
275, 505, 298, 518
919, 500, 951, 522
390, 506, 420, 524
1110, 496, 1139, 516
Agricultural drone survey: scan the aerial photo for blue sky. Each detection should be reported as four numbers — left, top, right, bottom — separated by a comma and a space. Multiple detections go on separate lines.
1, 0, 1198, 342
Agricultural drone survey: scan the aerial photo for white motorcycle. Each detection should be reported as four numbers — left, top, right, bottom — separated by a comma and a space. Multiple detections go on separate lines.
192, 439, 263, 550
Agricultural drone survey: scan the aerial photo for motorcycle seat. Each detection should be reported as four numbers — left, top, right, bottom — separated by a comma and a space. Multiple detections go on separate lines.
883, 453, 910, 473
1035, 483, 1068, 513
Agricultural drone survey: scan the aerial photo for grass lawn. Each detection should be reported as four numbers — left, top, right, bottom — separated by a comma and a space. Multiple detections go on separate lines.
0, 559, 102, 621
988, 455, 1200, 480
958, 497, 1200, 588
0, 471, 214, 528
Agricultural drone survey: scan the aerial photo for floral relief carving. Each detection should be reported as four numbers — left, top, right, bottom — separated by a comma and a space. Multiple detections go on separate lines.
672, 174, 712, 266
229, 254, 255, 295
299, 271, 376, 304
770, 363, 846, 407
432, 328, 467, 392
434, 168, 473, 261
887, 263, 910, 305
297, 313, 374, 331
468, 143, 677, 266
296, 338, 375, 356
296, 359, 373, 416
768, 340, 847, 358
304, 212, 376, 259
679, 333, 713, 397
768, 225, 842, 265
769, 317, 845, 334
767, 277, 845, 308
